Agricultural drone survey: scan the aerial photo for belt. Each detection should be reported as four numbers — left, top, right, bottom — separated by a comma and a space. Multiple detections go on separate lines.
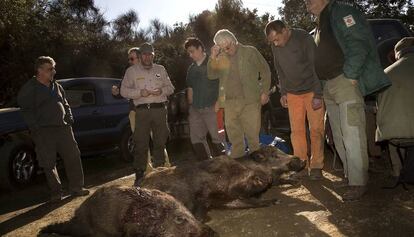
136, 102, 166, 109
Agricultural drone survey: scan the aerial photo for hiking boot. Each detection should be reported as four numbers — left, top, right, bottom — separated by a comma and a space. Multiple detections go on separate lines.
342, 185, 367, 201
309, 169, 323, 180
134, 169, 145, 187
71, 188, 90, 197
382, 175, 400, 189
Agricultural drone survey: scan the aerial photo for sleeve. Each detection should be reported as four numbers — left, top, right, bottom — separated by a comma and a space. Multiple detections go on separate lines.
17, 82, 38, 131
303, 34, 323, 98
253, 47, 271, 94
272, 46, 287, 96
207, 56, 228, 80
332, 6, 371, 80
120, 67, 142, 99
186, 66, 193, 88
59, 84, 74, 125
160, 66, 175, 96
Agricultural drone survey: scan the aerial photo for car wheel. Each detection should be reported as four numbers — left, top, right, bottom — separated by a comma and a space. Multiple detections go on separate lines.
0, 141, 37, 189
120, 128, 134, 162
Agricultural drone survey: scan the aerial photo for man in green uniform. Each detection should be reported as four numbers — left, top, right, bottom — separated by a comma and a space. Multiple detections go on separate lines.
208, 29, 271, 158
121, 43, 175, 186
18, 56, 89, 202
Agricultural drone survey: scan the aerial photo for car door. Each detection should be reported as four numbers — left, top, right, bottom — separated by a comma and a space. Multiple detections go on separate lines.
63, 80, 107, 152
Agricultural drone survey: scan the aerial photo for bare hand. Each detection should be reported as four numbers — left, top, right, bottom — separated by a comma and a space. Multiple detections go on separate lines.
150, 88, 162, 96
349, 79, 358, 86
280, 95, 288, 108
261, 93, 269, 105
140, 89, 150, 97
311, 97, 323, 110
210, 45, 221, 59
214, 101, 220, 112
111, 85, 120, 96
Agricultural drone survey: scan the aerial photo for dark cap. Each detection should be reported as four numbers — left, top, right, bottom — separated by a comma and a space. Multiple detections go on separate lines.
394, 37, 414, 55
140, 42, 154, 54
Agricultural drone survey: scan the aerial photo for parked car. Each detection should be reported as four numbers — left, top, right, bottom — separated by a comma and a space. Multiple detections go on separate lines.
0, 77, 133, 189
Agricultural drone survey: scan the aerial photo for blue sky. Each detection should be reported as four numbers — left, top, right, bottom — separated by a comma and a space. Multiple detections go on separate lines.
94, 0, 282, 29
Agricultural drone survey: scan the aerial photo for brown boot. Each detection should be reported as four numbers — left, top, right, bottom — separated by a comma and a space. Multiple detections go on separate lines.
309, 169, 323, 180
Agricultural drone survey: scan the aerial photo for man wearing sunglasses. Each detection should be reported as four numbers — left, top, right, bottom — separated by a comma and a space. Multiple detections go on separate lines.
112, 47, 140, 132
18, 56, 89, 202
121, 43, 174, 186
208, 29, 271, 158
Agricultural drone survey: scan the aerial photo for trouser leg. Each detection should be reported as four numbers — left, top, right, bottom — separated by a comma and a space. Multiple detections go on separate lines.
150, 107, 169, 167
287, 93, 308, 163
56, 126, 85, 192
33, 128, 61, 196
189, 106, 210, 159
129, 110, 136, 132
225, 101, 245, 158
339, 100, 368, 186
305, 93, 325, 169
134, 109, 151, 171
240, 103, 261, 153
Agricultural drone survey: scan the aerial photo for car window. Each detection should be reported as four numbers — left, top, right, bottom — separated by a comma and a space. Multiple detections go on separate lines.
66, 89, 96, 108
370, 22, 408, 44
100, 80, 128, 105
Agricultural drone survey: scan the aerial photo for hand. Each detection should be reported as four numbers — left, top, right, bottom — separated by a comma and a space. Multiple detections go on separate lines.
260, 93, 269, 105
111, 85, 120, 96
349, 79, 358, 86
214, 101, 220, 112
150, 88, 162, 96
210, 45, 221, 59
280, 95, 288, 108
311, 97, 323, 110
140, 89, 150, 97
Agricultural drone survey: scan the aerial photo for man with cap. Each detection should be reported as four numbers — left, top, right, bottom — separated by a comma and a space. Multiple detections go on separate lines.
121, 43, 174, 186
376, 37, 414, 184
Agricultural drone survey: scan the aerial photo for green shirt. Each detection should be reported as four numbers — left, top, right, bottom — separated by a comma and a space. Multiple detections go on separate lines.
186, 57, 219, 108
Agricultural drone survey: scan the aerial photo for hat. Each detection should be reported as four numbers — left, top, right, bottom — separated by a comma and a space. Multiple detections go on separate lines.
140, 42, 154, 54
394, 37, 414, 55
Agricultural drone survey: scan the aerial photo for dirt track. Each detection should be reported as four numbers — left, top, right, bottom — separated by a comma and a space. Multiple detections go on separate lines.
1, 147, 414, 237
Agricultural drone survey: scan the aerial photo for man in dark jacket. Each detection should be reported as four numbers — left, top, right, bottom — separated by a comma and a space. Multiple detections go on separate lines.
305, 0, 391, 201
17, 56, 89, 202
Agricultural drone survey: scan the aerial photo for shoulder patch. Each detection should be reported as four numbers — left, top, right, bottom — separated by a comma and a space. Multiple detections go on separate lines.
343, 15, 356, 28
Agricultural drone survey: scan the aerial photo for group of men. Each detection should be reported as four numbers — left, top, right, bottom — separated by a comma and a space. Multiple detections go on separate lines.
17, 0, 413, 203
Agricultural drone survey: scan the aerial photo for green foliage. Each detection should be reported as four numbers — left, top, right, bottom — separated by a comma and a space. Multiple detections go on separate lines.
1, 0, 412, 107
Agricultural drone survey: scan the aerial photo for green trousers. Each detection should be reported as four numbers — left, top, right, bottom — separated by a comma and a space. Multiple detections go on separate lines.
224, 100, 261, 158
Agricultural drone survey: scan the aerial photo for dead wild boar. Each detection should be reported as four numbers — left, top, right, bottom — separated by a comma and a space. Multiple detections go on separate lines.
141, 145, 305, 221
39, 185, 217, 237
246, 145, 305, 184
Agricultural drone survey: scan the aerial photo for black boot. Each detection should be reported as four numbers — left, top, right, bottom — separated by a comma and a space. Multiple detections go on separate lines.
192, 143, 210, 161
134, 169, 145, 187
210, 143, 225, 157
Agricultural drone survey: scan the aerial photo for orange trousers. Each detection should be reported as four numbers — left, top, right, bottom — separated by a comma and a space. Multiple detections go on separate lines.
287, 92, 325, 169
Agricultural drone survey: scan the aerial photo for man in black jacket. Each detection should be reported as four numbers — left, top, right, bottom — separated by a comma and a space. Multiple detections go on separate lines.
18, 56, 89, 202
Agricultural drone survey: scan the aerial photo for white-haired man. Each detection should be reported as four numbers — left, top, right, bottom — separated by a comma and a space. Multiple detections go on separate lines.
207, 29, 271, 158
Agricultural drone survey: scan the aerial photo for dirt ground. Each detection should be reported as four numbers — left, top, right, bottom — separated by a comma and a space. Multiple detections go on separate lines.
1, 142, 414, 237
